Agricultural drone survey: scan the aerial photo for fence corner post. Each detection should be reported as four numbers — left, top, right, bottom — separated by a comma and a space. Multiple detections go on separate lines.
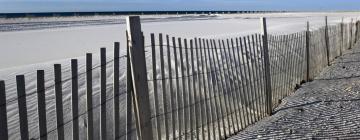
260, 17, 272, 115
325, 16, 330, 66
126, 16, 154, 140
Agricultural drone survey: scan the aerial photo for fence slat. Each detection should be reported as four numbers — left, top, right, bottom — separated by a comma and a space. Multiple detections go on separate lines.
113, 42, 120, 140
166, 35, 176, 139
54, 64, 64, 140
194, 38, 201, 140
86, 53, 94, 140
71, 59, 79, 140
172, 37, 182, 140
184, 38, 193, 140
178, 37, 188, 140
189, 39, 199, 140
159, 34, 169, 140
150, 34, 161, 140
100, 48, 107, 140
201, 39, 211, 140
16, 75, 29, 140
37, 70, 47, 140
0, 81, 8, 140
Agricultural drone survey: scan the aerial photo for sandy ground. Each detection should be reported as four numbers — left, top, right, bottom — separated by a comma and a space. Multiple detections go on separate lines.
229, 43, 360, 139
0, 12, 359, 69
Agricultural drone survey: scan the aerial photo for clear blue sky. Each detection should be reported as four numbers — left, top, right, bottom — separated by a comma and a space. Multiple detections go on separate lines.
1, 0, 360, 13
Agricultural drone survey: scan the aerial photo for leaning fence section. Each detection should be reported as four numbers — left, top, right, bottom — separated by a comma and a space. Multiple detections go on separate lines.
1, 16, 360, 140
268, 32, 306, 107
145, 33, 267, 140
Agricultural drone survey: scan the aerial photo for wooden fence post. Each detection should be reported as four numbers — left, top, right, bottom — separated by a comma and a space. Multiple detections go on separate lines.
86, 54, 94, 140
306, 21, 311, 81
16, 75, 29, 140
325, 16, 330, 66
0, 81, 8, 140
71, 59, 79, 140
260, 17, 272, 115
126, 16, 154, 140
37, 70, 47, 140
126, 31, 134, 140
54, 64, 64, 140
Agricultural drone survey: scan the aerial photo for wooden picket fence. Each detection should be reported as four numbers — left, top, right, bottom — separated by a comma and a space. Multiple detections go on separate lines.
0, 16, 359, 140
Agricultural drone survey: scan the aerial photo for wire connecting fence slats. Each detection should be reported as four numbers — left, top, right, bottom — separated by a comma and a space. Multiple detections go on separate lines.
1, 16, 360, 140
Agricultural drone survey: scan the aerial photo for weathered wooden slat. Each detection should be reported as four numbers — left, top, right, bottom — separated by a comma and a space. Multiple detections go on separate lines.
86, 53, 94, 140
37, 70, 47, 140
0, 81, 8, 140
189, 39, 197, 140
189, 39, 199, 139
194, 38, 201, 140
178, 37, 187, 139
16, 75, 29, 140
54, 64, 64, 140
99, 48, 107, 140
172, 37, 181, 139
200, 39, 211, 140
150, 34, 161, 140
71, 59, 79, 140
203, 39, 214, 139
166, 35, 176, 139
113, 42, 120, 140
184, 39, 193, 140
159, 34, 169, 140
